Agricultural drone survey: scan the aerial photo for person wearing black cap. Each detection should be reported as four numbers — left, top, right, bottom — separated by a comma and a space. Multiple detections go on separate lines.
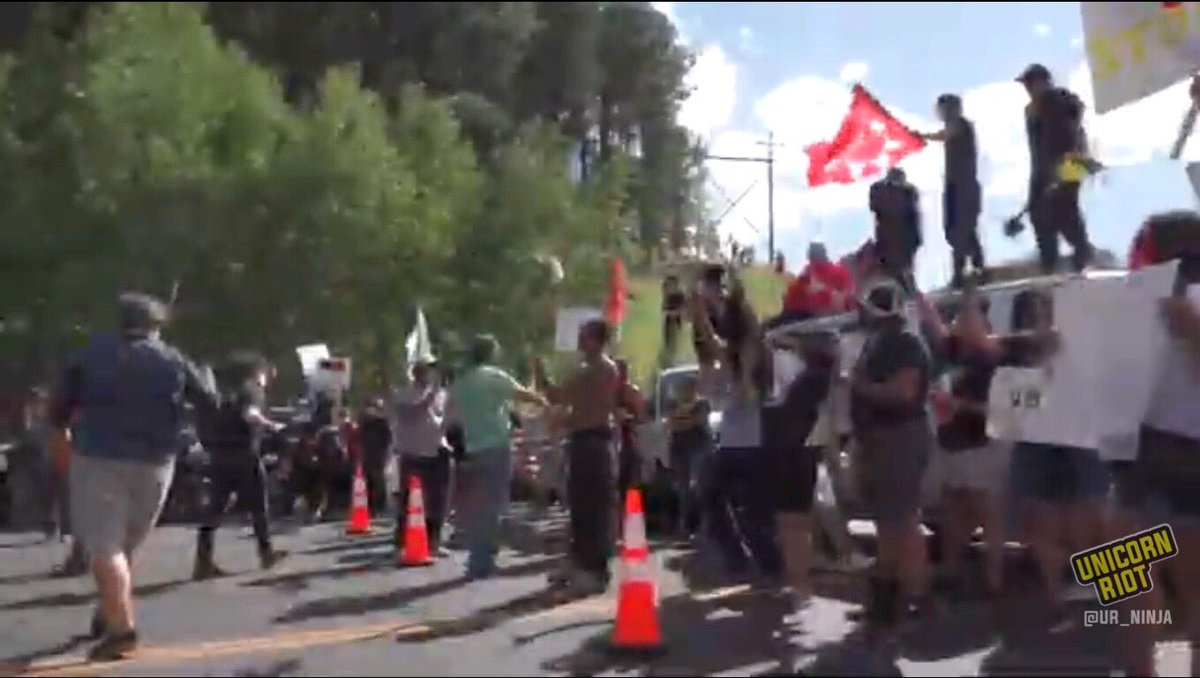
193, 352, 288, 580
868, 167, 922, 289
849, 279, 933, 662
1017, 62, 1094, 274
48, 293, 218, 660
922, 93, 985, 289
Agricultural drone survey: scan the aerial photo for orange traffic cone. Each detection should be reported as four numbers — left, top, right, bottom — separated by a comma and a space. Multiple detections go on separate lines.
611, 488, 663, 653
346, 463, 372, 535
399, 475, 433, 567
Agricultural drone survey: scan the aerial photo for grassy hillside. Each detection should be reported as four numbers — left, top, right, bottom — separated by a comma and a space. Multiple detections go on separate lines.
617, 265, 789, 389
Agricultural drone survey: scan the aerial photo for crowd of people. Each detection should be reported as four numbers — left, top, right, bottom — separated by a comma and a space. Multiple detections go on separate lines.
9, 60, 1200, 677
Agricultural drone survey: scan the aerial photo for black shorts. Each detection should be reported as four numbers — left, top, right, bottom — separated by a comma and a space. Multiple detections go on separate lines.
771, 446, 821, 514
1114, 426, 1200, 519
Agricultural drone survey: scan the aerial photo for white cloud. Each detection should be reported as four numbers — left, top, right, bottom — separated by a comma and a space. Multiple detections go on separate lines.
838, 61, 870, 85
1067, 61, 1196, 167
678, 45, 739, 140
1034, 23, 1051, 38
1070, 34, 1083, 49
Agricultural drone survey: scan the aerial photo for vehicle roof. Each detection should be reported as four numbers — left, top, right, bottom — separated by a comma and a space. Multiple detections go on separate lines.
764, 269, 1128, 341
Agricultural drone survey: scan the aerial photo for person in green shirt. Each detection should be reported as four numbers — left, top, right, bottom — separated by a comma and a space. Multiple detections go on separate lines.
447, 334, 546, 579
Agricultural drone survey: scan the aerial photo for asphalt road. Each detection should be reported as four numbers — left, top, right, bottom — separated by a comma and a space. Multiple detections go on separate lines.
0, 507, 1194, 677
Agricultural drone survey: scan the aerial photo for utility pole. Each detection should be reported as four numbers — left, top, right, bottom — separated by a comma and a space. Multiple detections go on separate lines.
764, 133, 775, 262
705, 133, 782, 262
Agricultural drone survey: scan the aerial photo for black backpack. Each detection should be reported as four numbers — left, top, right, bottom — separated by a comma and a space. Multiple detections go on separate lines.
197, 391, 249, 451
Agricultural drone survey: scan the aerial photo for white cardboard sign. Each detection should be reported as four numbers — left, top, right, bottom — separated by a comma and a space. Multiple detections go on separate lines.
1081, 2, 1200, 113
554, 307, 604, 352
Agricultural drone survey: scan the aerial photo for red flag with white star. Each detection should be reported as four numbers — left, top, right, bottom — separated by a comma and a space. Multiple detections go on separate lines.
805, 84, 925, 187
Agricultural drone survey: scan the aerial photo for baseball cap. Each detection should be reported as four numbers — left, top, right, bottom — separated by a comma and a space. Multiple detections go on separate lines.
1016, 63, 1052, 84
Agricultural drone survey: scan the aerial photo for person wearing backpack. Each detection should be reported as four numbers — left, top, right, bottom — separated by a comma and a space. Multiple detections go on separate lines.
193, 352, 288, 580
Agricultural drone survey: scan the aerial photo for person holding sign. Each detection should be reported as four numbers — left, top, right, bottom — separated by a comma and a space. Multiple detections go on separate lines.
1000, 289, 1109, 610
1017, 63, 1095, 275
1113, 211, 1200, 677
916, 286, 1047, 597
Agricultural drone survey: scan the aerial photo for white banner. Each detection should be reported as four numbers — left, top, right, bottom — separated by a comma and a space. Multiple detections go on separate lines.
1081, 2, 1200, 114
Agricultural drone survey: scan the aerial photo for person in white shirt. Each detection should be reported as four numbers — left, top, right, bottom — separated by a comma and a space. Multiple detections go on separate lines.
390, 358, 449, 556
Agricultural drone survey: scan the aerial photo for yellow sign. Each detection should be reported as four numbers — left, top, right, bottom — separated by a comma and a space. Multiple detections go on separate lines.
1082, 2, 1200, 113
1071, 524, 1178, 605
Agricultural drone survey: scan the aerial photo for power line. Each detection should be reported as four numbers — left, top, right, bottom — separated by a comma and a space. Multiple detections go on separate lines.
704, 133, 783, 261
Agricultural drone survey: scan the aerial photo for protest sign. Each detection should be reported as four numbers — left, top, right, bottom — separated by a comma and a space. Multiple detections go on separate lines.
1081, 2, 1200, 113
311, 357, 352, 395
554, 307, 604, 351
295, 343, 330, 378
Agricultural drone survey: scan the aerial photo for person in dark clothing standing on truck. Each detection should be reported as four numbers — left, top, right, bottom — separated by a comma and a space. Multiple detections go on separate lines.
193, 352, 288, 580
49, 293, 218, 661
868, 167, 922, 289
1018, 63, 1094, 274
922, 93, 985, 289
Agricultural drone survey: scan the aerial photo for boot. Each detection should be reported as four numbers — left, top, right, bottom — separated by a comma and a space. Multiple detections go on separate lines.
193, 529, 228, 581
258, 542, 288, 570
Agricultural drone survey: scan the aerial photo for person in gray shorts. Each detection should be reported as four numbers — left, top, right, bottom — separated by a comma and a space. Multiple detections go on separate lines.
850, 278, 933, 660
49, 293, 218, 661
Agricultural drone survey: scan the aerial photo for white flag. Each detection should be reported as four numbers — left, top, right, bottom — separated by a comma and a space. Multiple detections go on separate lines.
406, 305, 434, 366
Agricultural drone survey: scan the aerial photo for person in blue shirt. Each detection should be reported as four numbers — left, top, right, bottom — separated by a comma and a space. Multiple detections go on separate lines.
49, 293, 217, 661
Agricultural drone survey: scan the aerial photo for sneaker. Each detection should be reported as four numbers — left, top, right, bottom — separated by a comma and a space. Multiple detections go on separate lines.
192, 561, 229, 581
87, 630, 138, 662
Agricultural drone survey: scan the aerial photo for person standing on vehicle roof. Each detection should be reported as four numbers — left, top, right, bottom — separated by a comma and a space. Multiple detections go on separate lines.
868, 167, 922, 290
193, 352, 289, 581
1018, 63, 1094, 274
49, 293, 218, 661
921, 93, 986, 289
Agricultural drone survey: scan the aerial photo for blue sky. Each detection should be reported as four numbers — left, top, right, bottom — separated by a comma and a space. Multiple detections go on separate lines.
656, 1, 1200, 286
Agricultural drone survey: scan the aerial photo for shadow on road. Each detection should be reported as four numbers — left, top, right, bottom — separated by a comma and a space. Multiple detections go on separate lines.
540, 585, 797, 677
395, 585, 601, 644
273, 556, 558, 624
0, 570, 61, 587
0, 632, 92, 676
296, 535, 395, 557
0, 578, 191, 612
232, 657, 303, 677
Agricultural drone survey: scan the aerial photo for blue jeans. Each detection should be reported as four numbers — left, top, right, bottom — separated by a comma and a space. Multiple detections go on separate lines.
459, 447, 511, 578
